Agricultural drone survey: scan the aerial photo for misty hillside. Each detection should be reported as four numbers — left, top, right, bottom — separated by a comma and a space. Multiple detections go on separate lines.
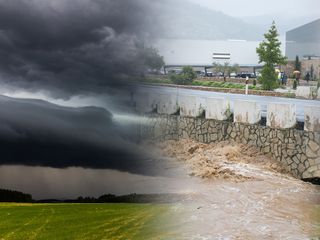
149, 0, 263, 41
240, 15, 320, 36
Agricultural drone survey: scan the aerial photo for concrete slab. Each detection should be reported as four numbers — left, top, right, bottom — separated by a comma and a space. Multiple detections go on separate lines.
179, 95, 205, 117
135, 92, 157, 113
157, 94, 179, 115
234, 100, 261, 124
205, 98, 231, 121
267, 103, 296, 129
296, 86, 312, 99
305, 105, 320, 132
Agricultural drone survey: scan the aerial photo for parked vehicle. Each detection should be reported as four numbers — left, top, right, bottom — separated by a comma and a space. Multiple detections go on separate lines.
236, 73, 256, 79
229, 72, 237, 78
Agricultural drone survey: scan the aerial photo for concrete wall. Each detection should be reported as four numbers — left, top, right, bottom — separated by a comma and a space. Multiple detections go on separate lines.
178, 95, 205, 117
136, 94, 320, 180
267, 103, 296, 129
234, 100, 261, 124
142, 115, 320, 180
296, 86, 313, 99
158, 94, 179, 115
206, 98, 230, 121
305, 106, 320, 132
135, 92, 157, 113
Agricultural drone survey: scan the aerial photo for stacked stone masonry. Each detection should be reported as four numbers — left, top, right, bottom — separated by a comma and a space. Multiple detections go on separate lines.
142, 114, 320, 180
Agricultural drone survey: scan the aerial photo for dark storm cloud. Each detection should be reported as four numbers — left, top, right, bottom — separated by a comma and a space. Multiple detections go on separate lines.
0, 95, 164, 175
0, 0, 159, 98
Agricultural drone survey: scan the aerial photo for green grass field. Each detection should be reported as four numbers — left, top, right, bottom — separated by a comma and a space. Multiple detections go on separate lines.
0, 203, 177, 240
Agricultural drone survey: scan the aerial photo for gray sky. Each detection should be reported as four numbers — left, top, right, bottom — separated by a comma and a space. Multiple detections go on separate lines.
189, 0, 320, 18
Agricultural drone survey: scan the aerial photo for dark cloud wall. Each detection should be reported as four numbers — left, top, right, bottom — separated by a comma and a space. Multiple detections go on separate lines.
0, 95, 165, 175
0, 0, 159, 98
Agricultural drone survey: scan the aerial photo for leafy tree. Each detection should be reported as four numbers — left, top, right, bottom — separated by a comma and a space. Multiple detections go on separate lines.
256, 21, 287, 90
212, 62, 239, 77
170, 66, 197, 85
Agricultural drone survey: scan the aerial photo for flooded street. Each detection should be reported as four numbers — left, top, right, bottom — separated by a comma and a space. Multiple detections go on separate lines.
154, 140, 320, 239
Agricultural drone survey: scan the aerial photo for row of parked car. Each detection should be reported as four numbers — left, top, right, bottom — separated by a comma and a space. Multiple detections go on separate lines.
160, 69, 260, 79
198, 71, 258, 79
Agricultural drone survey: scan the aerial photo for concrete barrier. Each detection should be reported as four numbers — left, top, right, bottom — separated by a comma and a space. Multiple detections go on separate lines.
234, 100, 261, 124
157, 94, 179, 115
135, 92, 157, 113
296, 86, 312, 99
305, 105, 320, 132
205, 98, 230, 121
267, 103, 296, 129
179, 95, 205, 117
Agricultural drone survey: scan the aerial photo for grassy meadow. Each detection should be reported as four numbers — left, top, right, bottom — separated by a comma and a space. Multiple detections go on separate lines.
0, 203, 177, 240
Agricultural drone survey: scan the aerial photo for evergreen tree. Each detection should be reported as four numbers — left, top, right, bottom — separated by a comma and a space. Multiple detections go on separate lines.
294, 55, 301, 72
310, 64, 314, 80
256, 21, 287, 90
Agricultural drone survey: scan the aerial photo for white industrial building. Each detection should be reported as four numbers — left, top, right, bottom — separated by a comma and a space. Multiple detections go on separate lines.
154, 39, 264, 66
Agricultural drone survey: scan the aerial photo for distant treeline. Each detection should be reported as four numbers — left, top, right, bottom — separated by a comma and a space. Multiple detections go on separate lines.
0, 189, 33, 203
0, 189, 185, 204
39, 193, 185, 204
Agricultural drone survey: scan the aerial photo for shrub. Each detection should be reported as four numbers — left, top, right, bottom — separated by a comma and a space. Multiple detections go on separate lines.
253, 79, 257, 86
170, 66, 196, 85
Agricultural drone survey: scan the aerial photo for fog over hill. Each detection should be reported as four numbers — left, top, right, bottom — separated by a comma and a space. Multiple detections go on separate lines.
240, 15, 320, 36
150, 0, 264, 41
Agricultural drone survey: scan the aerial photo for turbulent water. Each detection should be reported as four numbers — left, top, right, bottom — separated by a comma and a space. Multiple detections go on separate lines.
153, 140, 320, 239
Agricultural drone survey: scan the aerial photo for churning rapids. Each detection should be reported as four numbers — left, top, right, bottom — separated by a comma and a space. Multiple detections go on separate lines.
151, 139, 320, 239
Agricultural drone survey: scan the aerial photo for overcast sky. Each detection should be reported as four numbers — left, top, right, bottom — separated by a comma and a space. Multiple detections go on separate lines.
189, 0, 320, 18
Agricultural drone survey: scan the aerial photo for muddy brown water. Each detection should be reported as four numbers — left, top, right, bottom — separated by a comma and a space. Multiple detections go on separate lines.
154, 140, 320, 239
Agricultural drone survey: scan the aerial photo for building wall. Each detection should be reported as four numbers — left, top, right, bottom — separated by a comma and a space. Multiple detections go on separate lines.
286, 19, 320, 60
282, 59, 320, 80
302, 59, 320, 80
153, 39, 271, 66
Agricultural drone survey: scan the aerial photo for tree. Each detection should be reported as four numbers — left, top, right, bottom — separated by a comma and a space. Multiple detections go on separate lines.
310, 64, 314, 80
212, 62, 239, 77
294, 55, 301, 72
256, 21, 287, 90
170, 66, 197, 85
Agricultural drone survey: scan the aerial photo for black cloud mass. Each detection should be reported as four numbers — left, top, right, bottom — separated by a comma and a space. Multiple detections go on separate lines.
0, 95, 163, 175
0, 0, 159, 98
0, 0, 166, 177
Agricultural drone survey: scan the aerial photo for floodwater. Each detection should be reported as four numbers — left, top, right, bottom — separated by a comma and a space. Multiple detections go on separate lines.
155, 139, 320, 239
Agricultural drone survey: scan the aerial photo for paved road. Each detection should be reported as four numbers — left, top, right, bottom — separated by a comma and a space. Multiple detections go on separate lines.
139, 85, 320, 122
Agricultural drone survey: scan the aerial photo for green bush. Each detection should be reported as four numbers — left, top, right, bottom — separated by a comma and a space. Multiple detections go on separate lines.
170, 66, 197, 85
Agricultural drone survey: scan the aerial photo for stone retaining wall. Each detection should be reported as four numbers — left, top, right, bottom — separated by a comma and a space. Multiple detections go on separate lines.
142, 114, 320, 180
